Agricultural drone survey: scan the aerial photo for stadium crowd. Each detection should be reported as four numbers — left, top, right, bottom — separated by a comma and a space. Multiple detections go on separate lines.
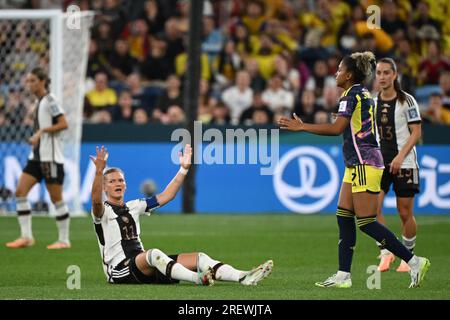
1, 0, 450, 127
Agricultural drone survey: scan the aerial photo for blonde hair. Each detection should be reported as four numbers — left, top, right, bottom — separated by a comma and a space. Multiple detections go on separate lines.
343, 51, 376, 83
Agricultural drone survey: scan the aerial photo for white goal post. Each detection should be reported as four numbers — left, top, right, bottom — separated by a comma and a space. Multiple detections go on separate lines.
0, 9, 94, 216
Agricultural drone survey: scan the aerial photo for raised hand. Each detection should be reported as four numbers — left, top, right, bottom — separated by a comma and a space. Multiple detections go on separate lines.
90, 146, 109, 172
278, 113, 304, 132
179, 144, 192, 170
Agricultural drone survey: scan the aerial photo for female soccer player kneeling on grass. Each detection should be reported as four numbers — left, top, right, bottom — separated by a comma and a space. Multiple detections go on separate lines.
278, 52, 430, 289
374, 58, 422, 273
90, 145, 273, 285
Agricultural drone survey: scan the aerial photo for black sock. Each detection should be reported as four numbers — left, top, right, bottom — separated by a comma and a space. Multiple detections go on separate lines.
357, 216, 413, 263
337, 207, 356, 273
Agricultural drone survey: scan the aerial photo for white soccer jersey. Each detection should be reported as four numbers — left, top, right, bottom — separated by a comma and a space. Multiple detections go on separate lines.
28, 93, 65, 163
375, 92, 421, 169
92, 197, 160, 282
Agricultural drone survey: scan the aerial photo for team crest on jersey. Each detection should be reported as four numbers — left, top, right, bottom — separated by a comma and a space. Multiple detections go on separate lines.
381, 114, 388, 124
121, 216, 129, 224
408, 108, 418, 119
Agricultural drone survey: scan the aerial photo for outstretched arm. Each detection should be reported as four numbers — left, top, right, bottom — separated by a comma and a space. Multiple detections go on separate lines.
156, 144, 192, 207
90, 146, 109, 218
278, 113, 349, 136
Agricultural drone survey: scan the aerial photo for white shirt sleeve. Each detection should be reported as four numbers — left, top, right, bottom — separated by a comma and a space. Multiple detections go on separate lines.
405, 94, 421, 123
128, 197, 160, 216
46, 94, 65, 117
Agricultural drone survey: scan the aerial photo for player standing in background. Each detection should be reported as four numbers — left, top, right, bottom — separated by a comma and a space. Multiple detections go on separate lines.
6, 67, 71, 249
90, 145, 273, 285
278, 52, 430, 288
375, 58, 422, 273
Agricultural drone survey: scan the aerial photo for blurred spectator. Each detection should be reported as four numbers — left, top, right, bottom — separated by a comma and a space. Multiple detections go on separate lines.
87, 39, 107, 79
413, 1, 441, 35
214, 39, 243, 87
262, 73, 294, 113
2, 89, 27, 127
221, 70, 253, 124
440, 71, 450, 123
422, 93, 446, 124
380, 1, 408, 42
314, 110, 329, 124
202, 15, 224, 64
274, 54, 300, 94
252, 109, 271, 124
253, 33, 278, 80
139, 0, 165, 35
109, 38, 138, 82
418, 40, 450, 85
175, 46, 211, 80
210, 102, 230, 125
90, 109, 113, 124
396, 38, 421, 92
321, 85, 339, 115
296, 89, 321, 124
244, 58, 266, 93
161, 17, 184, 66
133, 108, 149, 125
240, 91, 273, 126
126, 73, 155, 112
337, 20, 358, 56
305, 59, 335, 103
141, 35, 173, 81
166, 105, 185, 124
85, 72, 118, 117
155, 74, 183, 113
241, 0, 266, 35
111, 90, 134, 122
198, 79, 217, 123
94, 21, 115, 57
232, 23, 255, 56
126, 19, 151, 62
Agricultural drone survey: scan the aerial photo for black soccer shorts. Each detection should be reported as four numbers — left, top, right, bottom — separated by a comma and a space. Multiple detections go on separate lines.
380, 167, 420, 198
110, 254, 180, 284
23, 160, 65, 185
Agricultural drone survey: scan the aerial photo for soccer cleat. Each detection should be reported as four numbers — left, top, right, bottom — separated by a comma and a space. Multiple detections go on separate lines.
315, 274, 352, 288
47, 242, 71, 249
6, 237, 35, 248
396, 260, 411, 273
198, 267, 214, 286
408, 257, 430, 288
240, 260, 273, 286
377, 252, 395, 272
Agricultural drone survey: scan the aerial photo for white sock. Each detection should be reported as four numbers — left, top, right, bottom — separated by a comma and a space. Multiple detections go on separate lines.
146, 249, 200, 284
407, 255, 419, 268
215, 264, 246, 282
198, 252, 246, 282
402, 235, 416, 252
337, 270, 351, 279
16, 197, 32, 239
55, 201, 70, 244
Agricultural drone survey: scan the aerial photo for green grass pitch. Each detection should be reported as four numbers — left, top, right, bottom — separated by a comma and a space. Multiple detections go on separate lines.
0, 214, 449, 300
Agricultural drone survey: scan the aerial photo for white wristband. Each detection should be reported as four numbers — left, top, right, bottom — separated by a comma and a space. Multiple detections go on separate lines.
178, 167, 189, 175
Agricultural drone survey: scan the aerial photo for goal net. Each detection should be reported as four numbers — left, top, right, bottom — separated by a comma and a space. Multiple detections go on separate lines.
0, 9, 93, 215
